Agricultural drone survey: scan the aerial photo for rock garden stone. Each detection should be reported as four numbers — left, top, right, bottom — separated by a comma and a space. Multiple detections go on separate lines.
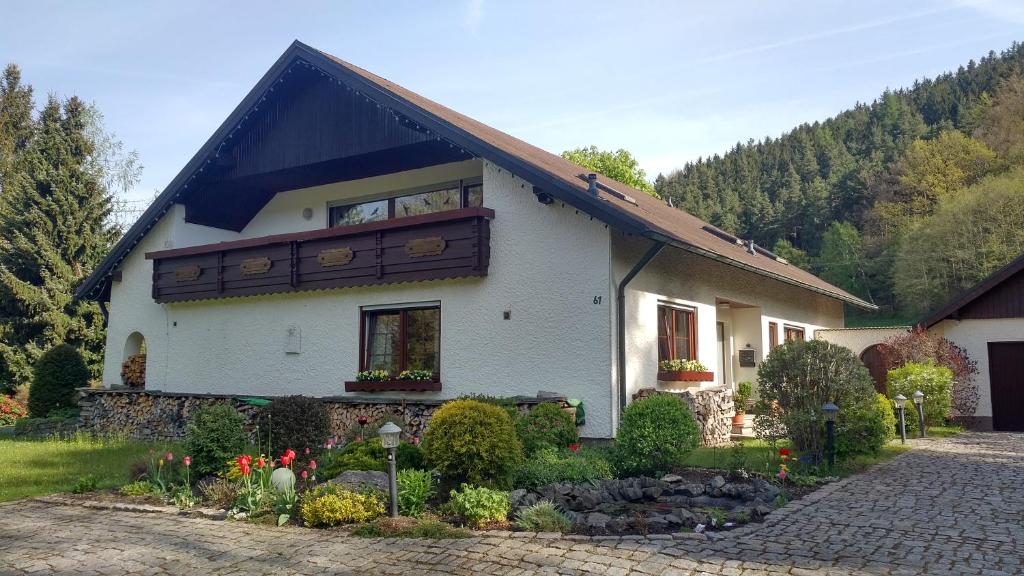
586, 512, 610, 530
329, 470, 388, 493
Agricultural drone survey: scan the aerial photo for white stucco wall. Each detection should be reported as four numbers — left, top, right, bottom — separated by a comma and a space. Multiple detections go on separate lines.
815, 327, 910, 356
103, 161, 618, 437
613, 234, 844, 415
930, 318, 1024, 419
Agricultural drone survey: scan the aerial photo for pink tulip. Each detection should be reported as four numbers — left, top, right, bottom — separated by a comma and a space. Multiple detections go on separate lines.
301, 470, 308, 480
183, 456, 192, 467
164, 452, 173, 462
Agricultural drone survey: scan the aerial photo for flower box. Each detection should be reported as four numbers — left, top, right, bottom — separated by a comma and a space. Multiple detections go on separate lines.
344, 379, 442, 392
656, 370, 715, 382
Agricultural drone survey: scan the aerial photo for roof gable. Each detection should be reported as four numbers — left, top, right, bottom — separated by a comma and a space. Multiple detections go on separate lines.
78, 40, 873, 310
921, 253, 1024, 327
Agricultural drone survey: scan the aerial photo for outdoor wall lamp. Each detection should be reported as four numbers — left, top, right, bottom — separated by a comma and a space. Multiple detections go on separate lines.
822, 402, 839, 468
894, 394, 908, 444
912, 390, 926, 438
378, 422, 401, 517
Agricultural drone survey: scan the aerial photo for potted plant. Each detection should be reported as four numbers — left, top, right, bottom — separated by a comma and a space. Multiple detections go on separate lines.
732, 381, 753, 427
657, 359, 714, 383
345, 369, 441, 392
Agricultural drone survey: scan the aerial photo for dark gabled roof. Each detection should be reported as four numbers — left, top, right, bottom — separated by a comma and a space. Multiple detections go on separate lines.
920, 252, 1024, 328
78, 40, 874, 309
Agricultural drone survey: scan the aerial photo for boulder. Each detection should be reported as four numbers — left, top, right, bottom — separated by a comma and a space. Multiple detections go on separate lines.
721, 483, 756, 501
329, 470, 388, 493
642, 486, 663, 500
677, 483, 705, 497
661, 474, 684, 483
586, 512, 611, 530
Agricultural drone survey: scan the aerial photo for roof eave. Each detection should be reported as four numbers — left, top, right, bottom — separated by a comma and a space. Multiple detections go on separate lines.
644, 231, 878, 310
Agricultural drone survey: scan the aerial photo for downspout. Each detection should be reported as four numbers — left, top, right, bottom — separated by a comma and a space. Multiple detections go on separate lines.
616, 241, 665, 421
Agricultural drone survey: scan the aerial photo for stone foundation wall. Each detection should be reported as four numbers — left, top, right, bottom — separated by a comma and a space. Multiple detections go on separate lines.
77, 389, 568, 442
633, 387, 733, 446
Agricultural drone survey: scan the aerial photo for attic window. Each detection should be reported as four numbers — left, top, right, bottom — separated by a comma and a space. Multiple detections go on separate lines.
329, 178, 482, 227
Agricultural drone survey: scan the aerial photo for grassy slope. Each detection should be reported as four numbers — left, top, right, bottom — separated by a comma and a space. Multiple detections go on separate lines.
0, 435, 179, 502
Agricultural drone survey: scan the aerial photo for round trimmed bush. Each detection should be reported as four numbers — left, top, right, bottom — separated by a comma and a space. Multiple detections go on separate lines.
28, 344, 88, 417
423, 399, 523, 488
184, 404, 249, 476
257, 395, 331, 459
758, 339, 880, 458
616, 393, 699, 476
836, 393, 896, 458
516, 402, 578, 454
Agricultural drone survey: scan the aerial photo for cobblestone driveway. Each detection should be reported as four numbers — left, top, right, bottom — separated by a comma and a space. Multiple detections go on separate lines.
1, 433, 1021, 575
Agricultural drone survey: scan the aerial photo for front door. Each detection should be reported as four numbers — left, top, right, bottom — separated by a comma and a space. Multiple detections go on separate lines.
988, 342, 1024, 431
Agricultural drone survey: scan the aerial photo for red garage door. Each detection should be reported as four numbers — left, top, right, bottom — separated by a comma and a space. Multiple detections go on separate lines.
988, 342, 1024, 432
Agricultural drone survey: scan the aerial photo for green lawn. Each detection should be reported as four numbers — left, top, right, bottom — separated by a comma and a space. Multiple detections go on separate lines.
0, 434, 179, 502
680, 439, 912, 478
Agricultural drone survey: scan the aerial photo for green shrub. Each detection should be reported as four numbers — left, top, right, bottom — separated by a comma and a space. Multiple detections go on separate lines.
512, 447, 613, 490
447, 484, 510, 527
516, 402, 578, 454
424, 399, 523, 488
28, 344, 88, 417
300, 485, 386, 527
616, 394, 699, 476
199, 477, 238, 508
734, 381, 754, 413
184, 404, 248, 476
457, 393, 519, 421
71, 474, 97, 494
318, 439, 423, 479
120, 480, 160, 497
514, 500, 572, 532
835, 393, 895, 458
757, 340, 879, 458
397, 468, 434, 517
887, 362, 953, 434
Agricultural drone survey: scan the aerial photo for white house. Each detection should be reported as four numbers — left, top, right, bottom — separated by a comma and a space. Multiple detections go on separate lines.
78, 41, 872, 439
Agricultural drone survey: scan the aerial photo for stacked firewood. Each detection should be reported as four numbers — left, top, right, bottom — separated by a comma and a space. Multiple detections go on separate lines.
121, 354, 146, 388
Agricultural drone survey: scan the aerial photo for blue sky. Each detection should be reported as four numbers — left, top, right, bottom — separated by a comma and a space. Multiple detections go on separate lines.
1, 1, 1021, 201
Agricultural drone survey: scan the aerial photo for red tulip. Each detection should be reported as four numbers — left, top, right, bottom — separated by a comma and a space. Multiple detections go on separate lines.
183, 456, 191, 467
240, 462, 251, 476
257, 457, 266, 468
280, 455, 292, 467
284, 449, 296, 461
309, 460, 317, 470
568, 443, 580, 453
779, 448, 791, 457
237, 454, 252, 468
357, 415, 369, 426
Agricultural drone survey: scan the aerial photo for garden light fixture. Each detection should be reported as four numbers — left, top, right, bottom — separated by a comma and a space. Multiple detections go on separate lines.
913, 390, 927, 438
378, 422, 401, 517
894, 394, 907, 444
822, 402, 838, 468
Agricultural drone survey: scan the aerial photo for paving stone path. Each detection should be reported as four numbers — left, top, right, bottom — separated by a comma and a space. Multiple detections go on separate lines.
1, 432, 1021, 575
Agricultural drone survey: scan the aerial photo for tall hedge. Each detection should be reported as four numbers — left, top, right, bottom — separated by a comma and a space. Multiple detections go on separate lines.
257, 396, 331, 459
28, 344, 88, 417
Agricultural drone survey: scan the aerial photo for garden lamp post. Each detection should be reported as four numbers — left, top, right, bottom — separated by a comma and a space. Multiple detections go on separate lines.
822, 402, 839, 469
378, 422, 401, 517
894, 394, 908, 444
913, 390, 927, 438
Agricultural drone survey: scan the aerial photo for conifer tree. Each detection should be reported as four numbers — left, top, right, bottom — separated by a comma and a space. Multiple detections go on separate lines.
0, 95, 118, 391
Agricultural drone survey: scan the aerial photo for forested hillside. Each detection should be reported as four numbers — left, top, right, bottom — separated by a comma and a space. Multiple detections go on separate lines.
655, 42, 1024, 323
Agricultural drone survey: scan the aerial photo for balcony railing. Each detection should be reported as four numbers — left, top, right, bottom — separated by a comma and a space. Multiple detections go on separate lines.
146, 207, 493, 303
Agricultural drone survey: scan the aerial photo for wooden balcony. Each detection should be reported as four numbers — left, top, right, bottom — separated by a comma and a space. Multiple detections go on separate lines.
145, 207, 493, 303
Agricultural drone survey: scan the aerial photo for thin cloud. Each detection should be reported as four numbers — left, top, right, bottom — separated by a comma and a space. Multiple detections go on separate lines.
953, 0, 1024, 24
463, 0, 484, 35
692, 5, 959, 65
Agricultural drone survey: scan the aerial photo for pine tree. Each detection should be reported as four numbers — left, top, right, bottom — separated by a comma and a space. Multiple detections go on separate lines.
0, 95, 117, 391
0, 64, 34, 191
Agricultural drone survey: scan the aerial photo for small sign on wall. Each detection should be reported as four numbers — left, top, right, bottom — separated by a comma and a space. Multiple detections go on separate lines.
285, 325, 301, 355
738, 348, 756, 368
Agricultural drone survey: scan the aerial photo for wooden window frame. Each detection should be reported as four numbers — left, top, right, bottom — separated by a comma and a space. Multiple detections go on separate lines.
359, 304, 441, 377
768, 322, 779, 350
657, 303, 698, 363
783, 325, 805, 342
328, 177, 483, 228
